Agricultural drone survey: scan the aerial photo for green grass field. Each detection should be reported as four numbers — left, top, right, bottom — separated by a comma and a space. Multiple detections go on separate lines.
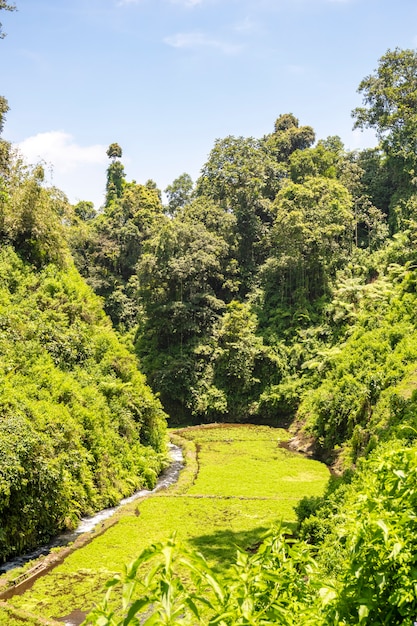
2, 424, 329, 625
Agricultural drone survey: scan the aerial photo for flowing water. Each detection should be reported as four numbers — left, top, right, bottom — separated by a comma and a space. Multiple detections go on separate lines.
0, 443, 183, 574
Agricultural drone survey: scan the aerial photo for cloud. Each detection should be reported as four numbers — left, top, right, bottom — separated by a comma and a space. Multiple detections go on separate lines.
17, 131, 107, 173
164, 32, 242, 54
17, 131, 108, 207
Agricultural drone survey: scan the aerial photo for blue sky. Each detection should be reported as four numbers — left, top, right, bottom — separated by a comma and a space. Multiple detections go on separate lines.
1, 0, 417, 208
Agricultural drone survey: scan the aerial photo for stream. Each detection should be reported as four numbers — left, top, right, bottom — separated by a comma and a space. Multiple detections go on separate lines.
0, 443, 184, 574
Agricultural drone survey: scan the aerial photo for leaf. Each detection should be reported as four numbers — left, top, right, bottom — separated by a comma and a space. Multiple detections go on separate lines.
161, 544, 174, 573
126, 544, 159, 580
358, 604, 370, 622
389, 542, 403, 559
185, 596, 201, 619
124, 598, 150, 625
203, 572, 226, 604
318, 586, 337, 605
376, 519, 389, 541
105, 575, 121, 589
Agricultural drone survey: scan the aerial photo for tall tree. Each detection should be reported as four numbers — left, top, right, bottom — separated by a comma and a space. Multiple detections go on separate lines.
71, 180, 165, 328
0, 0, 14, 171
197, 135, 283, 289
0, 96, 10, 175
0, 163, 69, 267
136, 216, 234, 419
263, 113, 315, 163
352, 48, 417, 223
353, 48, 417, 156
105, 143, 125, 207
260, 176, 353, 329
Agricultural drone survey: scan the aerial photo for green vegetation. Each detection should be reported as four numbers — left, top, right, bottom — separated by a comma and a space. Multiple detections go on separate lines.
0, 107, 167, 564
80, 47, 417, 625
0, 243, 166, 562
4, 425, 328, 623
2, 7, 417, 621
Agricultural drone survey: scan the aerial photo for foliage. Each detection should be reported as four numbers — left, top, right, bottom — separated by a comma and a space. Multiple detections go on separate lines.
88, 440, 417, 626
5, 40, 417, 626
263, 113, 316, 163
71, 175, 165, 329
353, 48, 417, 225
7, 425, 328, 622
135, 210, 237, 420
86, 532, 322, 626
196, 134, 284, 287
164, 172, 194, 215
0, 0, 15, 39
0, 246, 167, 561
0, 160, 70, 267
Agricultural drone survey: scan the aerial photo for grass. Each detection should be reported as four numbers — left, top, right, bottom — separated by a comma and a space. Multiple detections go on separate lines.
4, 424, 330, 623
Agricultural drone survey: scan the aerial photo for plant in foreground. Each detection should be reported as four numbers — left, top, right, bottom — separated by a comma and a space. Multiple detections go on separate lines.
85, 531, 324, 625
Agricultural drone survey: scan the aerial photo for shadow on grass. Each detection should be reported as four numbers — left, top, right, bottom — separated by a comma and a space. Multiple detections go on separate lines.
187, 521, 297, 571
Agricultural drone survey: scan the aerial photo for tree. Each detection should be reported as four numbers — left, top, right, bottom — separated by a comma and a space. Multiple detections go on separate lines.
0, 163, 69, 267
71, 180, 165, 328
353, 48, 417, 153
197, 135, 283, 289
289, 139, 343, 184
145, 179, 162, 201
0, 96, 10, 174
165, 172, 194, 215
136, 217, 233, 419
74, 200, 96, 221
352, 48, 417, 215
105, 143, 125, 207
106, 142, 122, 160
212, 301, 271, 420
0, 95, 8, 135
261, 177, 353, 322
263, 113, 315, 163
0, 1, 15, 39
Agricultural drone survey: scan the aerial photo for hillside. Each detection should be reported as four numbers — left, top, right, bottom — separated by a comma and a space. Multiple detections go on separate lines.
0, 165, 167, 561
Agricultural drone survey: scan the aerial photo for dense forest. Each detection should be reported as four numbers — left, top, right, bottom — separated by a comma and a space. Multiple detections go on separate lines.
2, 1, 417, 621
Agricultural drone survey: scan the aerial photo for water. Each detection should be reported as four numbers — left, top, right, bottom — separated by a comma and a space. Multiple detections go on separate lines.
0, 443, 183, 574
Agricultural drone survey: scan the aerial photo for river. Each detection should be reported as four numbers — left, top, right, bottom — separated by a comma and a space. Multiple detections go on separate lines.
0, 443, 183, 574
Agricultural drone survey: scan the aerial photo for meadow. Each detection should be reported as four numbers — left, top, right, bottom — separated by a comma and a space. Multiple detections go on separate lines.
0, 424, 329, 625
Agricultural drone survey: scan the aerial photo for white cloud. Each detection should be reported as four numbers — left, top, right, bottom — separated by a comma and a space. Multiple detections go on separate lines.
164, 32, 242, 54
18, 131, 107, 173
17, 131, 108, 207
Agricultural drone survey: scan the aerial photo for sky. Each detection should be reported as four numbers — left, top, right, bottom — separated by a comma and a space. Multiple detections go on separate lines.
1, 0, 417, 209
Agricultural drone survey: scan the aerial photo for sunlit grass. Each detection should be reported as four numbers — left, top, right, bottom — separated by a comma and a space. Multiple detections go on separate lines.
7, 424, 330, 622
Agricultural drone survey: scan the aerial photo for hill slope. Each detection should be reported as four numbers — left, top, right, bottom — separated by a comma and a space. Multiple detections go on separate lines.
0, 245, 167, 562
